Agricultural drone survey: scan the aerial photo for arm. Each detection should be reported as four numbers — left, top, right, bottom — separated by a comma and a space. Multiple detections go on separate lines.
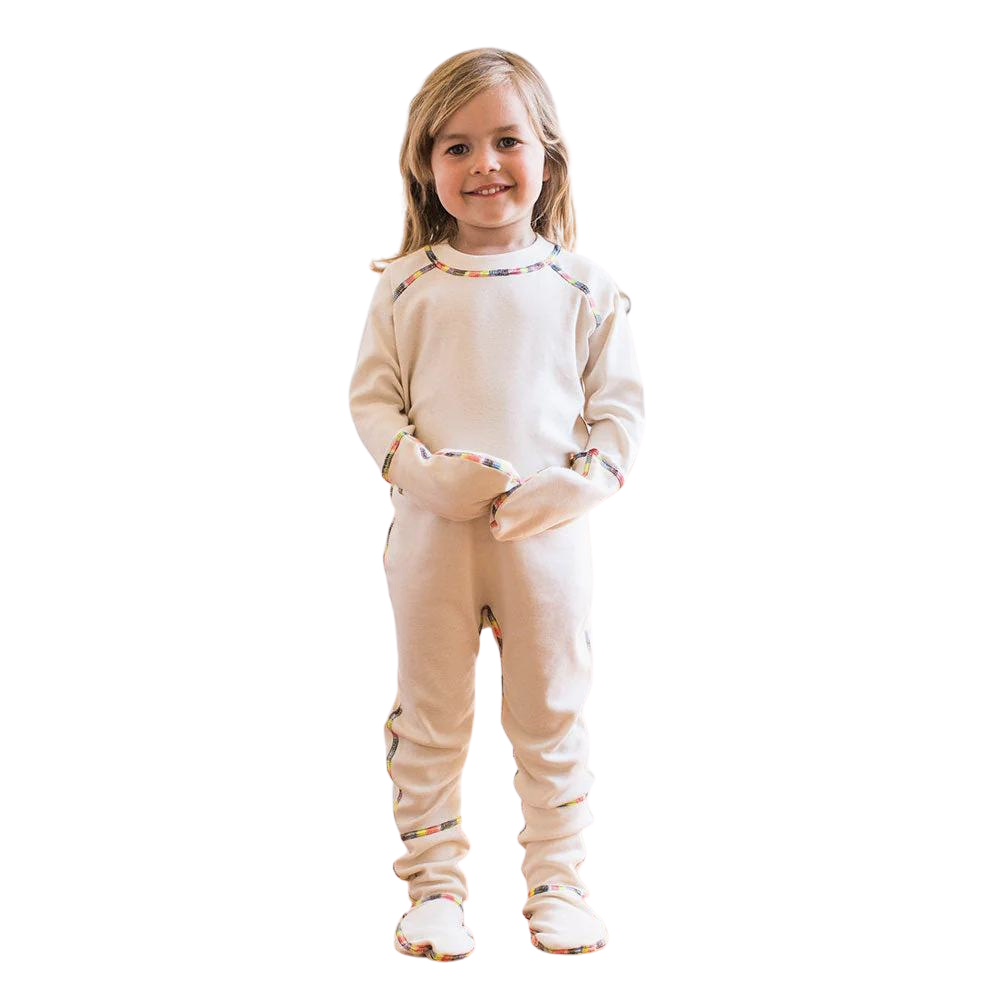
348, 269, 523, 519
490, 286, 645, 540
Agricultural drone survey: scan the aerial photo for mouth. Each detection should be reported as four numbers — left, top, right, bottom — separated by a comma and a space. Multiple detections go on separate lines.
466, 184, 512, 197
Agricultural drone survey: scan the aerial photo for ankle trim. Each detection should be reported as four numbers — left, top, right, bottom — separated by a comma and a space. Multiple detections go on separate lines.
526, 882, 586, 900
410, 891, 464, 909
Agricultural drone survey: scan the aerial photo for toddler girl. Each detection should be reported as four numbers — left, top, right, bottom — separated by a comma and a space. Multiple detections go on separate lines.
349, 47, 644, 958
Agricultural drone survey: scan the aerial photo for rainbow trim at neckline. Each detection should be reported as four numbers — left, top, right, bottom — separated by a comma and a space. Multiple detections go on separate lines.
423, 241, 562, 276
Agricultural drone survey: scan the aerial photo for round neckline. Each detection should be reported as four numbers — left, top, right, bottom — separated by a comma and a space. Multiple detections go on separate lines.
446, 233, 539, 258
429, 233, 556, 271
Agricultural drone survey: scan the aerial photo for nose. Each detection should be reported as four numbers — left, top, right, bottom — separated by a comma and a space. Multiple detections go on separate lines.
470, 147, 501, 175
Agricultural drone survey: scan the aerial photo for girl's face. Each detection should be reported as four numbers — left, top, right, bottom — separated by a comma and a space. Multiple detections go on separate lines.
430, 84, 550, 252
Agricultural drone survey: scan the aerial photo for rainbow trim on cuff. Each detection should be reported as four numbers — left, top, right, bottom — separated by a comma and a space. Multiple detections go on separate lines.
382, 429, 426, 482
382, 430, 524, 488
489, 484, 521, 529
569, 448, 625, 488
435, 448, 522, 481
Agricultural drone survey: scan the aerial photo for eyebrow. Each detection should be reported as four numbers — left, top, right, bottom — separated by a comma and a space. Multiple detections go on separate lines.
437, 124, 524, 143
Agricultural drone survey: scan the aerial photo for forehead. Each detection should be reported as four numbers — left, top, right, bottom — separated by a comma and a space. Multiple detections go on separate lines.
435, 85, 532, 142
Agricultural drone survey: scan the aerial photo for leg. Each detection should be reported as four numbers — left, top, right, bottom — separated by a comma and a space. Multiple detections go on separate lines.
382, 488, 485, 914
486, 515, 609, 952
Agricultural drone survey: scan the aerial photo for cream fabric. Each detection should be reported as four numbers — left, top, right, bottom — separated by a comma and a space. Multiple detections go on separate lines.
489, 449, 623, 541
349, 235, 643, 943
383, 430, 523, 522
522, 884, 608, 954
380, 490, 597, 903
394, 894, 475, 960
348, 234, 644, 539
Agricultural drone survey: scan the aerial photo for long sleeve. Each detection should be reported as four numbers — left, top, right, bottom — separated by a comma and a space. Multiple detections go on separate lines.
348, 268, 416, 475
349, 267, 523, 519
577, 287, 645, 484
490, 286, 645, 541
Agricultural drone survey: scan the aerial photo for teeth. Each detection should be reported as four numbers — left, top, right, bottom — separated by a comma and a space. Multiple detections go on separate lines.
474, 186, 506, 194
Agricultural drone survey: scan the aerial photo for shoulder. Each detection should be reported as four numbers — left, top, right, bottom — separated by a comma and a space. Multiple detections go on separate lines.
384, 245, 432, 279
368, 247, 430, 286
553, 245, 631, 316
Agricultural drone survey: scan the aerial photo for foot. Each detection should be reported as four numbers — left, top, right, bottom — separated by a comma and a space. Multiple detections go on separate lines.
394, 892, 475, 960
522, 883, 608, 954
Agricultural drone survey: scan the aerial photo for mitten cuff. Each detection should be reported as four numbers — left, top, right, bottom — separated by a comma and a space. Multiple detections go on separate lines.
382, 429, 523, 521
567, 447, 625, 490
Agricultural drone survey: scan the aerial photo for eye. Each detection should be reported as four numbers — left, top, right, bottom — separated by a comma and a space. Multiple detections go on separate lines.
444, 137, 522, 156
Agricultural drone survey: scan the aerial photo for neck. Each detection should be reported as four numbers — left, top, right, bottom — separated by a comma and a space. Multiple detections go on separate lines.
448, 226, 537, 256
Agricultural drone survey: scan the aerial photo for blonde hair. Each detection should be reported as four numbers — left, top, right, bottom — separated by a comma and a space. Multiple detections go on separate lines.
370, 48, 577, 273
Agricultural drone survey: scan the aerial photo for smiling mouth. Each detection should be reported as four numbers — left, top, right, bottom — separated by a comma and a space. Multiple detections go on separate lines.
467, 185, 512, 197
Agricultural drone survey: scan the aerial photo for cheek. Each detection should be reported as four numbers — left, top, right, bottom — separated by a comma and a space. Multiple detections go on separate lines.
433, 158, 460, 180
434, 176, 462, 204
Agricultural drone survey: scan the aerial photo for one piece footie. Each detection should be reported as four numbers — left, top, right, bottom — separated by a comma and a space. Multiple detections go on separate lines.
394, 892, 475, 961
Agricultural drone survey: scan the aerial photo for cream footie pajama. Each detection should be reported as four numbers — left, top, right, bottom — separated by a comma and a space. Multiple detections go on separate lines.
349, 234, 644, 955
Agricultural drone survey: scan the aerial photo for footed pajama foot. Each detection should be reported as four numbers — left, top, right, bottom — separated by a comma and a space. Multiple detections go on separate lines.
522, 883, 608, 954
394, 892, 475, 961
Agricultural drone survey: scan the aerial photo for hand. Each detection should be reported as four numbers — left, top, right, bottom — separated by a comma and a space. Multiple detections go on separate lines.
386, 432, 523, 521
489, 450, 623, 541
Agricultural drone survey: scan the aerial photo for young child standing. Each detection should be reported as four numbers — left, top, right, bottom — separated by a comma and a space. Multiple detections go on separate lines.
348, 48, 644, 959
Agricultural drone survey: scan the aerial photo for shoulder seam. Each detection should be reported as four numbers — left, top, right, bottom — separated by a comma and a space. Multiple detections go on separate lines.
548, 260, 604, 332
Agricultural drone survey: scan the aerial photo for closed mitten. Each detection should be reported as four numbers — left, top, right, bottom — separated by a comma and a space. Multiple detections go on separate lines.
384, 430, 523, 522
489, 448, 624, 541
